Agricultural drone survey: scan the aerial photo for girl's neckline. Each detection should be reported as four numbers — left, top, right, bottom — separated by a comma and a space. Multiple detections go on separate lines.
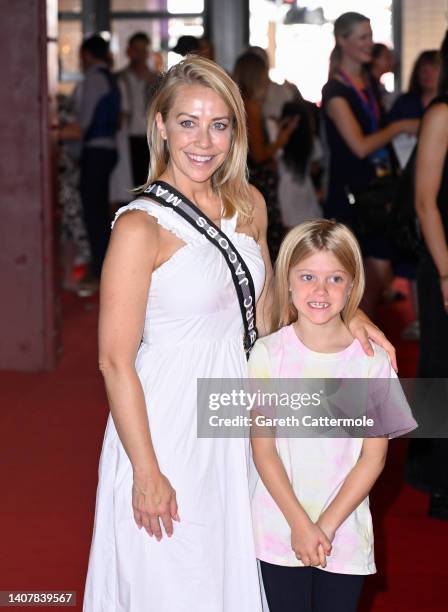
286, 324, 358, 359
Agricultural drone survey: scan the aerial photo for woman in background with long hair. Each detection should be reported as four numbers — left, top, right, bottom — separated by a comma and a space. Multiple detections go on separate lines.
321, 12, 418, 318
410, 31, 448, 520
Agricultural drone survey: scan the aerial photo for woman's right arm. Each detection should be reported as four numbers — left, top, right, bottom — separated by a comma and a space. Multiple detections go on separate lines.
325, 96, 418, 159
99, 210, 179, 540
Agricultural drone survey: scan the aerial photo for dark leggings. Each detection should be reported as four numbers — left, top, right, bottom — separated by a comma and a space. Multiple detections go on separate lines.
260, 560, 365, 612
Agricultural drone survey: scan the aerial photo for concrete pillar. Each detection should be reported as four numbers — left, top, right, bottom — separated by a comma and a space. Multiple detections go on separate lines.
0, 0, 60, 370
207, 0, 249, 72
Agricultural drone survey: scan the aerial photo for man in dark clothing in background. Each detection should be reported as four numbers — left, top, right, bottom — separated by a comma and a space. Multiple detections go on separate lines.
117, 32, 158, 187
77, 35, 120, 284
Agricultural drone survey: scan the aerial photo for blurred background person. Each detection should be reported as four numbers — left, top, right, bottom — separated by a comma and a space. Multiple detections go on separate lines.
57, 91, 91, 292
74, 34, 121, 290
409, 31, 448, 520
198, 37, 215, 60
277, 101, 323, 230
233, 51, 297, 260
389, 49, 441, 123
247, 45, 301, 126
321, 11, 418, 319
368, 42, 396, 111
171, 34, 201, 57
117, 32, 159, 188
387, 50, 441, 340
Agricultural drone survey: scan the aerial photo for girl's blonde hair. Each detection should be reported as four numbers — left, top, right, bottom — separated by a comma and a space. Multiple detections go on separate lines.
271, 219, 365, 332
140, 56, 252, 219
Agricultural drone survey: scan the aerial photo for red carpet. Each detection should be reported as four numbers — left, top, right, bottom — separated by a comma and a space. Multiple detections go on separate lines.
0, 280, 447, 611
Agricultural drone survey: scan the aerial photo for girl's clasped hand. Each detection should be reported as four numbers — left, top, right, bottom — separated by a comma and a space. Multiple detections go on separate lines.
290, 517, 333, 568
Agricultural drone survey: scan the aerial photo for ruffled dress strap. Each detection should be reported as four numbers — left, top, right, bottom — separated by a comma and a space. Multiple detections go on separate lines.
221, 210, 239, 234
111, 197, 206, 246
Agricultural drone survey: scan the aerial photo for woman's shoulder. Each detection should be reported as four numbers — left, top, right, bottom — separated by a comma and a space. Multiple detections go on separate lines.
322, 78, 350, 103
246, 184, 267, 236
429, 93, 448, 106
426, 94, 448, 114
421, 97, 448, 132
111, 197, 161, 231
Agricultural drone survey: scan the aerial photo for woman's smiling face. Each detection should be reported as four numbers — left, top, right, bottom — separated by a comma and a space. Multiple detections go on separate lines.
156, 84, 233, 184
339, 20, 374, 65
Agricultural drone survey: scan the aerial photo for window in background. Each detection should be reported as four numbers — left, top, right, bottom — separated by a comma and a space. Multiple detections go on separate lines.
249, 0, 393, 103
58, 0, 205, 84
111, 0, 203, 11
58, 19, 83, 90
111, 17, 203, 70
111, 0, 162, 10
59, 0, 81, 11
167, 0, 204, 13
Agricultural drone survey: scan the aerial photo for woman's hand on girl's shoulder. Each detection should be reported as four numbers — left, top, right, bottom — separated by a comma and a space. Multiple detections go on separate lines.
348, 311, 397, 372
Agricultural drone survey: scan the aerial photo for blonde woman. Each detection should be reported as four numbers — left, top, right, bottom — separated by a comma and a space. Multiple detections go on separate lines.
249, 220, 416, 612
83, 58, 401, 611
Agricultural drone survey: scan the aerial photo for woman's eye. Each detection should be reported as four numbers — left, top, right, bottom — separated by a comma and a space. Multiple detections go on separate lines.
301, 274, 314, 282
180, 120, 194, 128
330, 275, 344, 283
213, 122, 228, 130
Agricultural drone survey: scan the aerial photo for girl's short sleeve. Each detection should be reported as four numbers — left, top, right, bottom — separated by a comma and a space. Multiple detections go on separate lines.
367, 346, 418, 439
248, 340, 272, 379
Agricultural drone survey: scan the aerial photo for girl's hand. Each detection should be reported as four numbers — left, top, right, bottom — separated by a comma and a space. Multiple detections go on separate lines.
291, 520, 332, 568
316, 515, 336, 544
132, 471, 179, 540
348, 311, 397, 372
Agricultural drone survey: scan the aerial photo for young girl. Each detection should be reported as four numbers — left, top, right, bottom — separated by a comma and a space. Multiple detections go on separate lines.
248, 219, 417, 612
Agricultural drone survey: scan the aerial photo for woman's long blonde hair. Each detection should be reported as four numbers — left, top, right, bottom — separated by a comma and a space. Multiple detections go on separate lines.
271, 219, 365, 332
140, 56, 252, 219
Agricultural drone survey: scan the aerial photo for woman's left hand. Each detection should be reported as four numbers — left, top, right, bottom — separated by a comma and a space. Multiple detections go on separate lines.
440, 277, 448, 313
348, 310, 397, 372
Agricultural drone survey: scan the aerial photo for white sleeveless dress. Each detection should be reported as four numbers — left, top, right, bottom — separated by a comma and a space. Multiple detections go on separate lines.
83, 198, 266, 612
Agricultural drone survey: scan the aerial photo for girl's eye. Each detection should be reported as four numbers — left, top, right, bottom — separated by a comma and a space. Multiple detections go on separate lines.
180, 120, 194, 128
301, 274, 314, 282
330, 275, 344, 283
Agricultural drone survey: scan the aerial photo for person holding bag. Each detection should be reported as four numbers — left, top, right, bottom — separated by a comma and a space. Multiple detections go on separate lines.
322, 11, 418, 318
83, 57, 401, 611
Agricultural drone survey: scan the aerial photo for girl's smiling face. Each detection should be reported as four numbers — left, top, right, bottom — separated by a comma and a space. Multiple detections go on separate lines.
155, 84, 232, 184
289, 250, 353, 326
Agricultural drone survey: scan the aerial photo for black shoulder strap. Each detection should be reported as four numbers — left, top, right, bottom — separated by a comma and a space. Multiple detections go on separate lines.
144, 180, 258, 358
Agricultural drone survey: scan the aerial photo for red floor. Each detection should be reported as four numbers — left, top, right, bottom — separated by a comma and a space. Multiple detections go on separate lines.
0, 280, 447, 611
